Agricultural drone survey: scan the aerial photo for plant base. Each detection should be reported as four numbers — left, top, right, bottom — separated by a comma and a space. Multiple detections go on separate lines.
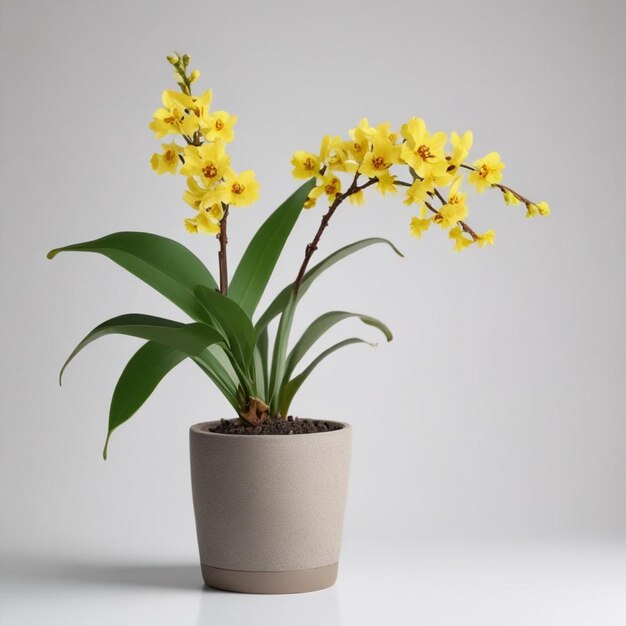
201, 562, 338, 594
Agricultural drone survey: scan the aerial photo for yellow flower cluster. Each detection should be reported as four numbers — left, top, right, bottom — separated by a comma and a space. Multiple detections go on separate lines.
149, 53, 259, 234
291, 118, 550, 251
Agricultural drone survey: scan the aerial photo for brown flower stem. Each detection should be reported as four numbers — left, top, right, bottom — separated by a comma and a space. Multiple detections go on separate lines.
492, 183, 533, 205
218, 205, 229, 295
433, 188, 447, 206
292, 172, 373, 295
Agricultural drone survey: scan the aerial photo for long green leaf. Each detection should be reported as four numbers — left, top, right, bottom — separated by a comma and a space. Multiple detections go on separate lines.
104, 341, 188, 459
228, 179, 316, 317
255, 327, 270, 401
194, 285, 256, 375
284, 311, 392, 382
255, 238, 403, 336
48, 232, 217, 322
192, 349, 241, 411
279, 338, 374, 417
60, 314, 223, 384
268, 293, 297, 410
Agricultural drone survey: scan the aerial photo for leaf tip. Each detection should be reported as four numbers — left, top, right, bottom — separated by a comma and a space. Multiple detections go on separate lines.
47, 248, 60, 260
102, 434, 111, 461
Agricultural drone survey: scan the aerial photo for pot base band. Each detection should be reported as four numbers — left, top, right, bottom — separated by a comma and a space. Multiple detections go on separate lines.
201, 562, 338, 594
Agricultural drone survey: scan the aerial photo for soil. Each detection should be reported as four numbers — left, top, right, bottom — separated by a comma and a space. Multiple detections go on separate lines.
209, 417, 343, 436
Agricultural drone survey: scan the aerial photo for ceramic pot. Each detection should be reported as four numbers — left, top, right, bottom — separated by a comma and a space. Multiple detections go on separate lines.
189, 420, 352, 594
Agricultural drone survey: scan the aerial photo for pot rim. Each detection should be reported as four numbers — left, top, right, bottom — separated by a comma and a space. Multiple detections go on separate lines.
190, 419, 351, 439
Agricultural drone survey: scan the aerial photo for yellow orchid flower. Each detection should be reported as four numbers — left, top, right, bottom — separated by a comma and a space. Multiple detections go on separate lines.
180, 141, 232, 182
206, 203, 224, 222
309, 173, 342, 205
291, 151, 321, 179
224, 170, 260, 207
434, 178, 468, 228
345, 121, 371, 163
359, 136, 400, 179
403, 177, 435, 207
187, 89, 212, 121
449, 226, 474, 252
476, 230, 495, 247
182, 176, 206, 210
184, 209, 221, 234
150, 143, 183, 175
376, 172, 398, 195
203, 110, 237, 143
303, 196, 317, 209
449, 130, 473, 169
342, 138, 368, 163
409, 217, 432, 239
468, 152, 505, 192
348, 190, 365, 205
400, 117, 449, 180
149, 90, 200, 138
320, 135, 353, 173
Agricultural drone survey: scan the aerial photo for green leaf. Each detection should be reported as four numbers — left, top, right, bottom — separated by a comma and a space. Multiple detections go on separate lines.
254, 327, 270, 401
228, 179, 316, 317
284, 311, 392, 382
192, 348, 241, 411
255, 238, 403, 336
104, 341, 188, 459
60, 314, 223, 384
279, 338, 374, 417
194, 285, 256, 375
48, 232, 217, 322
268, 293, 297, 410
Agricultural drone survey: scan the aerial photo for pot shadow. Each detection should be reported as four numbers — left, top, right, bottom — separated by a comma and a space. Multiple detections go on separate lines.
9, 556, 205, 592
56, 562, 203, 591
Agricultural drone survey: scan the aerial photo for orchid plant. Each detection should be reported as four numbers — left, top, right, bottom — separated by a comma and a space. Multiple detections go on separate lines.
49, 53, 549, 458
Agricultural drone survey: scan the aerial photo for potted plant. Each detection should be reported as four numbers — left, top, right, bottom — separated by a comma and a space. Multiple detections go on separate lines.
48, 52, 549, 594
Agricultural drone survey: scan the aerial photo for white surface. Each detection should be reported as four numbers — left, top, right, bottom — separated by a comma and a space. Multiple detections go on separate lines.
2, 541, 625, 625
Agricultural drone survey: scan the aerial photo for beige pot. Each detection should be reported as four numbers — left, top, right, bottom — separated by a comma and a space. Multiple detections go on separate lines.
189, 420, 352, 594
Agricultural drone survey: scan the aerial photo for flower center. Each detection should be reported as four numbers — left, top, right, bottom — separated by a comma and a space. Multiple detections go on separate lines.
353, 142, 362, 152
303, 157, 315, 170
449, 194, 461, 205
417, 144, 433, 161
164, 109, 181, 125
231, 182, 245, 195
164, 149, 175, 163
325, 179, 339, 195
478, 164, 490, 178
215, 119, 224, 130
202, 163, 218, 178
371, 155, 387, 170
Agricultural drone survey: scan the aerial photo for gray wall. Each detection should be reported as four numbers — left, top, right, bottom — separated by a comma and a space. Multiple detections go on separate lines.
1, 0, 624, 560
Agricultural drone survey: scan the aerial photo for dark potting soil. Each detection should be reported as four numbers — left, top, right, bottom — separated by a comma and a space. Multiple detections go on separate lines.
209, 417, 343, 435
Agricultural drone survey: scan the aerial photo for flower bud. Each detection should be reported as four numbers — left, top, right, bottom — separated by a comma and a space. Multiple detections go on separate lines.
167, 53, 179, 65
182, 54, 190, 66
189, 70, 200, 83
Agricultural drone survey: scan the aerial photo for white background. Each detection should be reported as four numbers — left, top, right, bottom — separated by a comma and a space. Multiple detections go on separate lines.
1, 0, 625, 623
